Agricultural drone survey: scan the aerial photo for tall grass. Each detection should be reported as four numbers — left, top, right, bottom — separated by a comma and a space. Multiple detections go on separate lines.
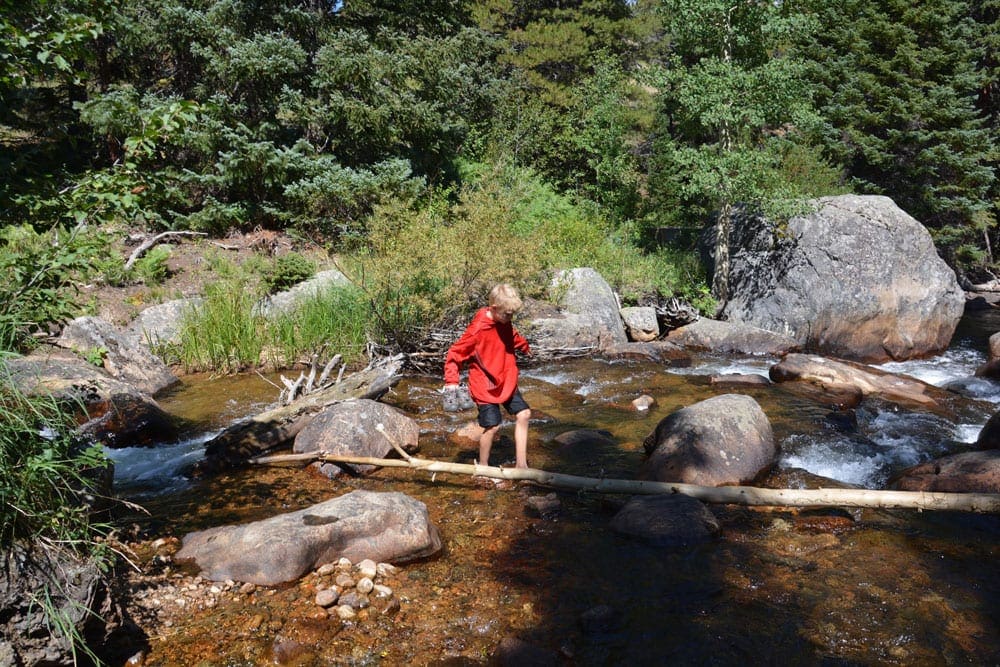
1, 353, 114, 664
177, 267, 372, 372
176, 277, 264, 373
268, 285, 370, 366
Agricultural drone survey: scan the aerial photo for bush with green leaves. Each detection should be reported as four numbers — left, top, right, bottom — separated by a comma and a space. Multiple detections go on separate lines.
261, 252, 316, 295
0, 225, 113, 353
351, 162, 715, 352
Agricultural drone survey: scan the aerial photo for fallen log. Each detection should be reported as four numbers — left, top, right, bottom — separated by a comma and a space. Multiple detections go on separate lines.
189, 355, 404, 475
250, 449, 1000, 514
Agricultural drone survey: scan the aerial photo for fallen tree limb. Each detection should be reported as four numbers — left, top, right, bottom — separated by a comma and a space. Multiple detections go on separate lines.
248, 450, 1000, 514
124, 231, 206, 270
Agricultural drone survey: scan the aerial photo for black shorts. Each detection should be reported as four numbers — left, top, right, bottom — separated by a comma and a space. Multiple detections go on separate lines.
477, 388, 530, 428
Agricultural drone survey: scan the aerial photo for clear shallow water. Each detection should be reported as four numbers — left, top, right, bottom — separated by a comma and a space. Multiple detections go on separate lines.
109, 315, 1000, 665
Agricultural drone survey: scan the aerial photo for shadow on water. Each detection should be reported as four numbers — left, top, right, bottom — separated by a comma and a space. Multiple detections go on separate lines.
116, 334, 1000, 664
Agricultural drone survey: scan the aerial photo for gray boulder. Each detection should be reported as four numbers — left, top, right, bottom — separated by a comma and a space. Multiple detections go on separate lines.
176, 490, 442, 585
610, 495, 720, 547
255, 268, 351, 318
292, 398, 420, 478
718, 195, 964, 362
526, 268, 627, 351
620, 306, 659, 342
641, 394, 775, 486
125, 297, 203, 349
56, 315, 179, 395
665, 317, 800, 356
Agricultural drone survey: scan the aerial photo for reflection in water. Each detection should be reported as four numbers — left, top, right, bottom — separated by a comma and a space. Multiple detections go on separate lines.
109, 315, 1000, 665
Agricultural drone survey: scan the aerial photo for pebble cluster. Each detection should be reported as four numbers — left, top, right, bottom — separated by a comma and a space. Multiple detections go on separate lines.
127, 540, 403, 629
309, 557, 401, 619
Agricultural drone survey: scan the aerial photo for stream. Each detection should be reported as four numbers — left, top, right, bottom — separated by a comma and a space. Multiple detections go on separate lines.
106, 310, 1000, 665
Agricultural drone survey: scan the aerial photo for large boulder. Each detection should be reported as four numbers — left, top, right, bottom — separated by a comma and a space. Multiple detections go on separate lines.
641, 394, 775, 486
718, 195, 964, 362
124, 297, 203, 349
254, 269, 351, 318
176, 490, 442, 585
4, 349, 178, 447
525, 268, 627, 351
292, 398, 420, 478
769, 353, 954, 413
892, 450, 1000, 493
664, 317, 800, 356
56, 315, 179, 395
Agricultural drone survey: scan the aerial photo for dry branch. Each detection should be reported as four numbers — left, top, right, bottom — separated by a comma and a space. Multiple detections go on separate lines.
249, 450, 1000, 514
124, 231, 206, 270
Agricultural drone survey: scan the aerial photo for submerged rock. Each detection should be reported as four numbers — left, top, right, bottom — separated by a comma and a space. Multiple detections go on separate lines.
610, 495, 720, 547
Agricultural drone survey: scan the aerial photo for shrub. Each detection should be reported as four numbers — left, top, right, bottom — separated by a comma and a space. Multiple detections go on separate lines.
0, 225, 112, 352
261, 252, 316, 294
130, 245, 172, 286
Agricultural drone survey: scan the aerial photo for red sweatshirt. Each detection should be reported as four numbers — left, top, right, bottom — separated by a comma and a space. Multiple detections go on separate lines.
444, 307, 531, 404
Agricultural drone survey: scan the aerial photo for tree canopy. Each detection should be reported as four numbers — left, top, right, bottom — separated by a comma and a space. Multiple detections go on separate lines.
1, 0, 998, 278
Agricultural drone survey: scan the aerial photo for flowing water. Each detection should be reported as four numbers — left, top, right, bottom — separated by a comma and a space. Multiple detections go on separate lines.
107, 311, 1000, 665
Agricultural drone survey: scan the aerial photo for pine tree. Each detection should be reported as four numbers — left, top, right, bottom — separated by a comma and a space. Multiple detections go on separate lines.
792, 0, 996, 272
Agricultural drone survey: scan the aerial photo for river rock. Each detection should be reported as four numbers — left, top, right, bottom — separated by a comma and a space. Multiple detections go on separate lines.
492, 637, 561, 667
975, 410, 1000, 450
254, 269, 351, 318
892, 450, 1000, 493
664, 317, 800, 356
641, 394, 775, 486
56, 315, 179, 395
610, 495, 720, 547
600, 340, 691, 365
620, 306, 659, 342
176, 490, 442, 586
717, 195, 964, 362
124, 297, 203, 349
292, 398, 419, 478
525, 268, 627, 351
769, 353, 951, 412
4, 348, 178, 447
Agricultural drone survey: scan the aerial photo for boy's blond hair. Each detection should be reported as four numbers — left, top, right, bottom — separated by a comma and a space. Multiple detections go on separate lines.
489, 283, 523, 315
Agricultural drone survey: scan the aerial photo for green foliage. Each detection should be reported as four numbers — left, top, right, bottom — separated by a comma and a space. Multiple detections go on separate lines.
0, 352, 112, 549
0, 225, 111, 352
262, 252, 316, 295
790, 0, 997, 274
268, 285, 369, 366
131, 245, 172, 286
352, 162, 716, 352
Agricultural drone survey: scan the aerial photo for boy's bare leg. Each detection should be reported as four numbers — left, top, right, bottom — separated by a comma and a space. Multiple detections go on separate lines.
514, 408, 531, 468
478, 425, 499, 467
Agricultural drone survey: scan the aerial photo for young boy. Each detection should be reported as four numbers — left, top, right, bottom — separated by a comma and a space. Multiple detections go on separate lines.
444, 284, 532, 469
